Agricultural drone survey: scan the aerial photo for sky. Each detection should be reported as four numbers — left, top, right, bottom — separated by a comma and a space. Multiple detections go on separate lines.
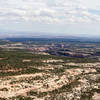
0, 0, 100, 38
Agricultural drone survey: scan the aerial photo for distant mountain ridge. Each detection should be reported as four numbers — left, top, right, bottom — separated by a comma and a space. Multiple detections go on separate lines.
4, 37, 100, 43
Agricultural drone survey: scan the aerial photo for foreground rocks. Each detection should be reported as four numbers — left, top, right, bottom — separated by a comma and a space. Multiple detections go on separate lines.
0, 62, 100, 100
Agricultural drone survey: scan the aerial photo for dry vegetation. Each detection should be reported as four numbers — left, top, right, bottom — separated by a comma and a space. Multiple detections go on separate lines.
0, 51, 99, 100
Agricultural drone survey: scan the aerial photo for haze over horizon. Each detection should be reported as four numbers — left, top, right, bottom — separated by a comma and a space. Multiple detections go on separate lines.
0, 0, 100, 38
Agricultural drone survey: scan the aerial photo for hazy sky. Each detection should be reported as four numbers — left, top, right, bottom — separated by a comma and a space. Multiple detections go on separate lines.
0, 0, 100, 37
